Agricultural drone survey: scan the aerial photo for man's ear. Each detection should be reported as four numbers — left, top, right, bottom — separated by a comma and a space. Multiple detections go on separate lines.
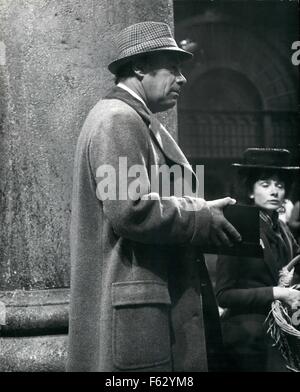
133, 66, 145, 80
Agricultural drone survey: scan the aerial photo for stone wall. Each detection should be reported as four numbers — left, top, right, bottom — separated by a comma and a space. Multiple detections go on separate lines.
0, 0, 175, 371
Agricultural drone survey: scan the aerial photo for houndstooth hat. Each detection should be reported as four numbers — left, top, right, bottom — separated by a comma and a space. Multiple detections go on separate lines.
108, 21, 193, 74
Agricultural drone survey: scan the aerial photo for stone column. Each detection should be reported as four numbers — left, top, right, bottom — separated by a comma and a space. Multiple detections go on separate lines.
0, 0, 175, 371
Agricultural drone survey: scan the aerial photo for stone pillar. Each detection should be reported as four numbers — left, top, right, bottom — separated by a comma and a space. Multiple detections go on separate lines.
0, 0, 175, 371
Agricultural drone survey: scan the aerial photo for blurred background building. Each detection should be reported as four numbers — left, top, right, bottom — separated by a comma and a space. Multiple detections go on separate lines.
174, 0, 299, 300
175, 0, 299, 201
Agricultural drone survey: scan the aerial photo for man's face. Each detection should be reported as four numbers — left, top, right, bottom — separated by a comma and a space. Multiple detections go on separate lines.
141, 52, 187, 113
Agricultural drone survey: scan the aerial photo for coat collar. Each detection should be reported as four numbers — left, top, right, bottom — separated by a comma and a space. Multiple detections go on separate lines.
117, 82, 148, 109
105, 86, 151, 126
105, 86, 197, 180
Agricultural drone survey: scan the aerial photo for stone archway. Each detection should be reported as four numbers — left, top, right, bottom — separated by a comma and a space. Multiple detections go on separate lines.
179, 67, 264, 160
177, 17, 297, 111
175, 12, 299, 199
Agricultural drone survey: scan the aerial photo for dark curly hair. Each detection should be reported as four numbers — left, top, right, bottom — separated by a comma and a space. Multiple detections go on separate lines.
113, 54, 150, 85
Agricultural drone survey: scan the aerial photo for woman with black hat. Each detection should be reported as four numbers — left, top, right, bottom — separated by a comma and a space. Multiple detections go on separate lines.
215, 148, 300, 372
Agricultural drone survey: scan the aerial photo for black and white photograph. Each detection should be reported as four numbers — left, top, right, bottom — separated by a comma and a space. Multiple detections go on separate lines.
0, 0, 299, 375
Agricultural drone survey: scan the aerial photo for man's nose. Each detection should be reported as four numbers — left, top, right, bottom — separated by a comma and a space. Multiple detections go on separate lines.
176, 72, 187, 86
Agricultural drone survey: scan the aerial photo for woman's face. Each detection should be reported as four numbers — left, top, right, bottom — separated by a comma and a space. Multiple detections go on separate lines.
250, 175, 286, 212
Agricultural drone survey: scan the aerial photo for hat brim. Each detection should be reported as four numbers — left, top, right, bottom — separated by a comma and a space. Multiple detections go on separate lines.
108, 47, 193, 74
232, 163, 300, 171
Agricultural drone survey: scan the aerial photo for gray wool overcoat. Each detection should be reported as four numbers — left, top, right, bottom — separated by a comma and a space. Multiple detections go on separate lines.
67, 87, 218, 372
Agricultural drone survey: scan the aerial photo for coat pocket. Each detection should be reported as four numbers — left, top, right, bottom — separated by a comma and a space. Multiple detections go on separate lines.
112, 280, 171, 370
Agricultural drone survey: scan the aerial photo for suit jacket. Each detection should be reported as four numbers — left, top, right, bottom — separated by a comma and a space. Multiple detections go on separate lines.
215, 214, 300, 371
216, 216, 300, 315
67, 87, 219, 372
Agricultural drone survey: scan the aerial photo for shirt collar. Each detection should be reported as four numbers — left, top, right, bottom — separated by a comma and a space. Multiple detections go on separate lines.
117, 83, 148, 110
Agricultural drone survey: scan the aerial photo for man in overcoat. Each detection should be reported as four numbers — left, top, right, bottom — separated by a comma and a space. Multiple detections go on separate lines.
67, 21, 241, 372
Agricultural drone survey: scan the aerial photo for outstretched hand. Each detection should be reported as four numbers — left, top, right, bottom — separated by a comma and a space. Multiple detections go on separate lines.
207, 197, 242, 248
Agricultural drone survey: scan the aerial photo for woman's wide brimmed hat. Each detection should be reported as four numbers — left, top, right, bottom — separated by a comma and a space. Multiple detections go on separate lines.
108, 21, 193, 75
232, 148, 300, 171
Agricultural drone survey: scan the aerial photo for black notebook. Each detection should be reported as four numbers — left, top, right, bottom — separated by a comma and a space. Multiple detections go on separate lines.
203, 204, 263, 258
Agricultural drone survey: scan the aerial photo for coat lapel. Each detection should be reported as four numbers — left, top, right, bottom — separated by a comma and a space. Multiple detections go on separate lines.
105, 87, 198, 187
278, 221, 293, 262
260, 216, 291, 284
260, 228, 279, 284
149, 115, 195, 174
